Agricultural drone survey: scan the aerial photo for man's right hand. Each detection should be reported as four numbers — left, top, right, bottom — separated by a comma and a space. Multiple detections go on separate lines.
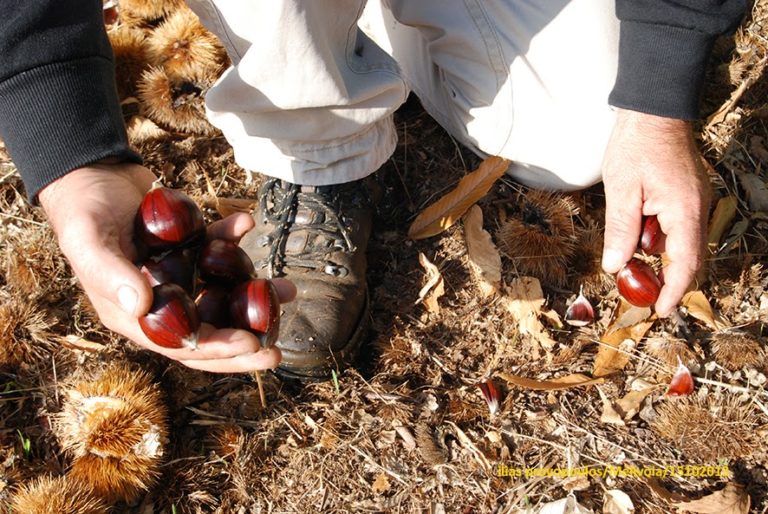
38, 162, 294, 372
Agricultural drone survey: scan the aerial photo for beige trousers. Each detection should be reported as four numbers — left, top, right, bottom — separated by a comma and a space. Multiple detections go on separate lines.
186, 0, 619, 191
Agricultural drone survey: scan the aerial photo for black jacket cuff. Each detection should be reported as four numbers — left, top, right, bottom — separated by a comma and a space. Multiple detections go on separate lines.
609, 21, 715, 120
0, 56, 141, 203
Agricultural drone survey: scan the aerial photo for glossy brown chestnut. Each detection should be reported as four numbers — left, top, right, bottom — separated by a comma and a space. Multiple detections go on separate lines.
195, 285, 230, 329
139, 283, 200, 349
198, 239, 255, 284
135, 183, 205, 252
140, 248, 195, 292
616, 258, 662, 308
230, 279, 280, 348
640, 215, 664, 255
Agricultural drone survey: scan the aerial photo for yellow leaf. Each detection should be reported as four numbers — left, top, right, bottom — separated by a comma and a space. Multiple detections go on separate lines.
463, 205, 501, 297
501, 277, 558, 351
371, 472, 390, 494
416, 253, 444, 314
408, 156, 510, 239
707, 196, 738, 248
498, 372, 605, 391
593, 300, 655, 377
681, 290, 727, 330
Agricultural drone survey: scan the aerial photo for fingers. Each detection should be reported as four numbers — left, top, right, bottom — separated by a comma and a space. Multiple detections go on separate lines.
179, 347, 282, 373
206, 212, 255, 242
602, 178, 643, 274
65, 227, 154, 317
654, 215, 705, 317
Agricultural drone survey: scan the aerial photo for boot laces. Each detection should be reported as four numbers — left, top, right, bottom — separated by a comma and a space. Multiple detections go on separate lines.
258, 178, 356, 278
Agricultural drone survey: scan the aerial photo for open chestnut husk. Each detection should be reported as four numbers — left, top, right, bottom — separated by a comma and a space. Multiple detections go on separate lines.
640, 215, 664, 255
616, 258, 662, 308
139, 283, 200, 349
195, 284, 230, 328
140, 248, 195, 292
230, 279, 280, 349
198, 239, 255, 284
135, 182, 205, 252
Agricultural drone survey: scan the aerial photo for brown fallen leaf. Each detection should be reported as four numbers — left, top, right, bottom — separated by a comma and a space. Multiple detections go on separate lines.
498, 372, 604, 391
648, 479, 750, 514
463, 205, 502, 297
738, 172, 768, 212
408, 156, 510, 239
615, 387, 655, 420
416, 252, 445, 314
501, 277, 558, 351
594, 300, 655, 377
707, 196, 738, 249
598, 388, 625, 426
60, 335, 106, 353
681, 290, 727, 330
603, 489, 635, 514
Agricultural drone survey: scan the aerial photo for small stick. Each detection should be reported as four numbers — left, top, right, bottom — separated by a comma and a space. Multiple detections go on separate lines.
254, 370, 267, 409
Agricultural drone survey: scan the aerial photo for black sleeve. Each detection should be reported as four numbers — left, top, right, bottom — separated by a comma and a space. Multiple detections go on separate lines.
0, 0, 141, 203
610, 0, 748, 120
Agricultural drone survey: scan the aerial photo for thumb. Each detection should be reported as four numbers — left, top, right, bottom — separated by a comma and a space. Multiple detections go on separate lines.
71, 238, 154, 317
602, 183, 643, 274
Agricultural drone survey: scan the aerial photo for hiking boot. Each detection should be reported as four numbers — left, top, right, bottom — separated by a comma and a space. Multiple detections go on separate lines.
239, 177, 373, 380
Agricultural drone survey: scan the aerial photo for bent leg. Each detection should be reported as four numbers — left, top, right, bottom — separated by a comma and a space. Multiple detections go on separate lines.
186, 0, 409, 185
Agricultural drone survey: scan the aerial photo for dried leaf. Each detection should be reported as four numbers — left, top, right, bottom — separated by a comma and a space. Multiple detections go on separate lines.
602, 489, 635, 514
408, 156, 510, 239
498, 372, 605, 391
594, 300, 655, 377
501, 277, 558, 350
648, 480, 750, 514
463, 205, 502, 296
60, 335, 106, 353
738, 173, 768, 212
416, 253, 445, 314
599, 388, 625, 426
371, 472, 390, 494
615, 387, 654, 419
707, 196, 738, 248
681, 290, 726, 330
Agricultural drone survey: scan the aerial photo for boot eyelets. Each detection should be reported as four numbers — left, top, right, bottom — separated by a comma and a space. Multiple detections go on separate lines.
324, 264, 348, 277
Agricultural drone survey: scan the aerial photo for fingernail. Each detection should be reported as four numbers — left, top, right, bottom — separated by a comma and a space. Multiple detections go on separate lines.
602, 249, 623, 272
117, 285, 138, 315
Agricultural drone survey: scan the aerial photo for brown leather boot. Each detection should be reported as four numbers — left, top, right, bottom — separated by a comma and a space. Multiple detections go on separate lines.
239, 177, 372, 380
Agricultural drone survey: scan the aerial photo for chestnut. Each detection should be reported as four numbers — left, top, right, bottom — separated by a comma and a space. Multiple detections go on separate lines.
616, 258, 661, 308
135, 183, 205, 252
140, 248, 195, 292
564, 289, 595, 327
195, 285, 230, 328
640, 215, 664, 255
230, 279, 280, 349
139, 283, 200, 349
198, 239, 255, 284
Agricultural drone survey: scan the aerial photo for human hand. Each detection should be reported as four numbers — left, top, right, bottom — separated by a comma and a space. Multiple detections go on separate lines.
601, 109, 711, 316
39, 162, 295, 371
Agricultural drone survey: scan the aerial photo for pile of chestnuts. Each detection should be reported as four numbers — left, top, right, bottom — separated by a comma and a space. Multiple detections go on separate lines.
615, 215, 664, 308
134, 182, 279, 350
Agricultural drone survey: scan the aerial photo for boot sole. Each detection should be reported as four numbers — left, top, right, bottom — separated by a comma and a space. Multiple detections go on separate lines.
273, 291, 370, 382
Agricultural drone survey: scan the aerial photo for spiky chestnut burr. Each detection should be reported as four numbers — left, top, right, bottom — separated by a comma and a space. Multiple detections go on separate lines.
495, 190, 578, 286
230, 279, 280, 349
55, 362, 168, 504
139, 283, 200, 349
137, 66, 217, 135
134, 181, 205, 252
10, 475, 108, 514
146, 6, 226, 82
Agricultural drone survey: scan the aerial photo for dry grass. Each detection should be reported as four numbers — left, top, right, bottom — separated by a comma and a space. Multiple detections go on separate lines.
0, 2, 767, 513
